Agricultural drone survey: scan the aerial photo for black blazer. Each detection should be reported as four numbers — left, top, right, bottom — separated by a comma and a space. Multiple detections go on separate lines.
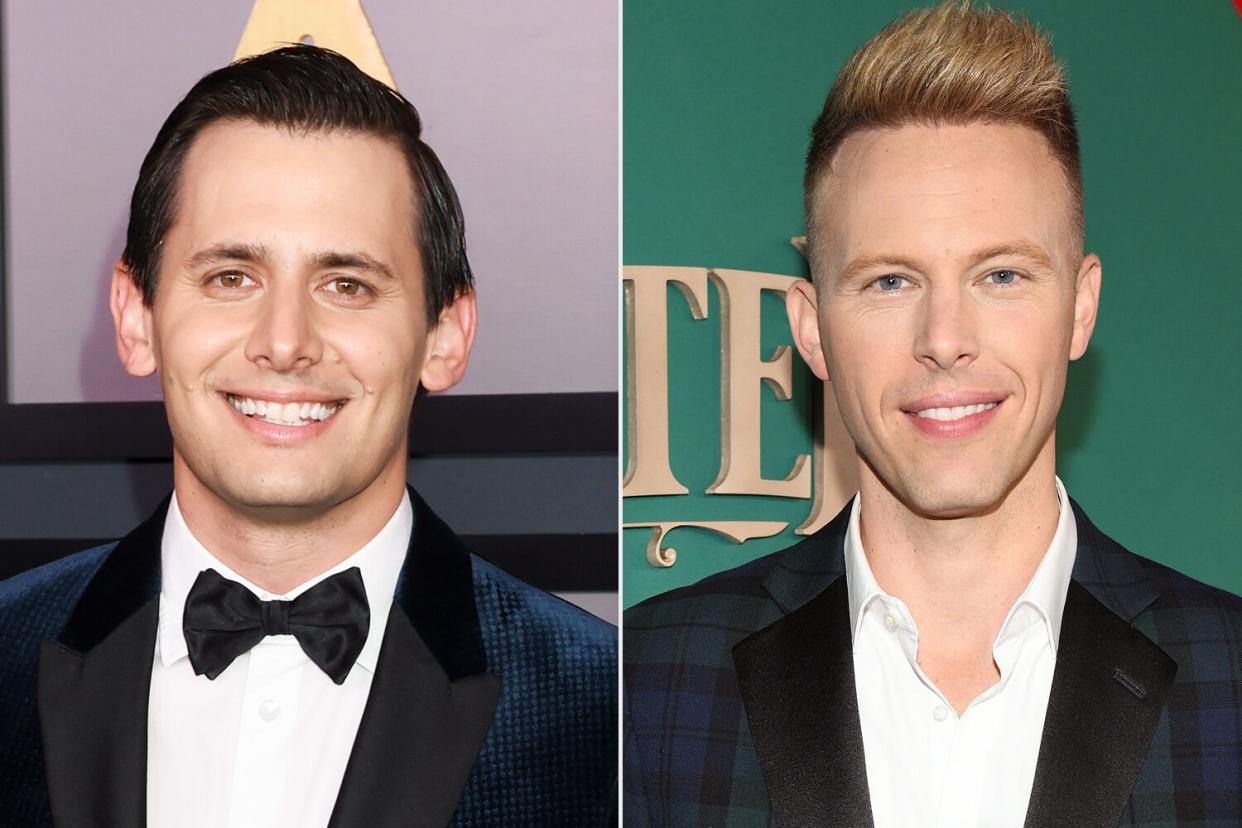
624, 498, 1242, 826
1, 489, 617, 826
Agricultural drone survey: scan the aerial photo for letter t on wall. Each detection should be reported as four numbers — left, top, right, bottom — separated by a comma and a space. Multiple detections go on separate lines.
622, 267, 709, 496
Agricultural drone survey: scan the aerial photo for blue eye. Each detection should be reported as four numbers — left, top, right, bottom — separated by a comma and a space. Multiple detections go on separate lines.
987, 270, 1019, 286
875, 275, 908, 291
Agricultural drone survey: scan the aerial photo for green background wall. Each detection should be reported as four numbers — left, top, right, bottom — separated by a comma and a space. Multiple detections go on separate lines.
623, 1, 1242, 607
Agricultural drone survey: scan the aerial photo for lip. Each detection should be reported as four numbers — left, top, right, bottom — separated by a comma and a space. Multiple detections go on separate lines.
221, 388, 348, 405
902, 393, 1007, 441
901, 391, 1007, 412
220, 392, 345, 446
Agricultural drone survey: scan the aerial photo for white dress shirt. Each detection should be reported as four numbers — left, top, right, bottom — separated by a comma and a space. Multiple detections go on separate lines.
146, 491, 411, 828
847, 478, 1077, 828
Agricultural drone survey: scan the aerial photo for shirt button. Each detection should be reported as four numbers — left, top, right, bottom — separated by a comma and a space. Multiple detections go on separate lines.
933, 705, 949, 722
883, 612, 898, 632
258, 699, 281, 722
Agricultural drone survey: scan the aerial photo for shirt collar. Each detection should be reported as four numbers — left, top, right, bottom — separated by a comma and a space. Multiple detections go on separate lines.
844, 476, 1077, 651
157, 490, 412, 674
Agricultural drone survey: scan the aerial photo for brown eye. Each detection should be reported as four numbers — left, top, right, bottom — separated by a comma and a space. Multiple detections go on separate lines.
327, 277, 369, 298
214, 272, 252, 288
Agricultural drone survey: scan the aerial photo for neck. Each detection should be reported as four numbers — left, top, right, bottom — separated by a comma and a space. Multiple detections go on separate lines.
857, 443, 1061, 704
171, 455, 407, 595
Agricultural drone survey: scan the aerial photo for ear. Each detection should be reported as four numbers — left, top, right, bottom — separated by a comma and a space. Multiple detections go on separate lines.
109, 261, 158, 377
785, 279, 830, 381
1069, 253, 1102, 361
420, 289, 477, 392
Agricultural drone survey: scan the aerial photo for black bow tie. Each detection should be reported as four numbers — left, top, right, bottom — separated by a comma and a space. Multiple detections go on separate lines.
183, 567, 370, 685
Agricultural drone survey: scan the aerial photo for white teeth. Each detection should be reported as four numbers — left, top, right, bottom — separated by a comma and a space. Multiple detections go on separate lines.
914, 402, 998, 421
226, 394, 341, 427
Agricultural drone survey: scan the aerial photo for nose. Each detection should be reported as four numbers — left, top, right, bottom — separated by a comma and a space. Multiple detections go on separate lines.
912, 282, 979, 371
243, 283, 323, 372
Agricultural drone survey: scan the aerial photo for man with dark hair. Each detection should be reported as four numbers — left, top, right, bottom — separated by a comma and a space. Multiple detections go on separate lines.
0, 46, 615, 826
624, 4, 1242, 825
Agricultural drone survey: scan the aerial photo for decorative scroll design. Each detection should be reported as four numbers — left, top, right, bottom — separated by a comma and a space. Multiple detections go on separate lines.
625, 521, 788, 568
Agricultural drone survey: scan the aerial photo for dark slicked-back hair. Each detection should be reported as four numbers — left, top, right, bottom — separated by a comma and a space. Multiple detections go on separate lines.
121, 44, 472, 323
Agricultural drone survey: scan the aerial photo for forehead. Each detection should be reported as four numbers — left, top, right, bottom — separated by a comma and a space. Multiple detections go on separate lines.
171, 121, 416, 256
811, 122, 1076, 275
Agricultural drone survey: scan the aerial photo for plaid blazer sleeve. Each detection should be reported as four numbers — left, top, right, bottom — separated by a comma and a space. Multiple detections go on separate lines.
1116, 559, 1242, 825
623, 555, 786, 827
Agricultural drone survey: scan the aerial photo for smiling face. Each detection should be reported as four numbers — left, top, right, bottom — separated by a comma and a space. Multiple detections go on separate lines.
789, 122, 1100, 518
112, 121, 473, 519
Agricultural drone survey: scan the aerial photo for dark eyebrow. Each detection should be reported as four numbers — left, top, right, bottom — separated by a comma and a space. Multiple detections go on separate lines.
312, 251, 398, 283
182, 244, 398, 283
183, 242, 272, 271
836, 241, 1055, 284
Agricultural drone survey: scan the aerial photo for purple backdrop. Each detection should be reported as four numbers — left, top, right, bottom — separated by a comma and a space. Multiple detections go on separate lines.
3, 0, 617, 402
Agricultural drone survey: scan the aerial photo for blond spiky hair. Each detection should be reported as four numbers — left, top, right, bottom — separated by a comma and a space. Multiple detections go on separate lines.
803, 1, 1082, 261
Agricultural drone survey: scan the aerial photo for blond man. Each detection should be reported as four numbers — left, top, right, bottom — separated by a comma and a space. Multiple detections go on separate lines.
623, 4, 1242, 825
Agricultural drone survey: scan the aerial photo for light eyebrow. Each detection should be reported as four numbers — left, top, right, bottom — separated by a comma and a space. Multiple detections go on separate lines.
183, 242, 272, 271
968, 241, 1055, 271
837, 254, 924, 286
836, 241, 1055, 285
312, 250, 398, 283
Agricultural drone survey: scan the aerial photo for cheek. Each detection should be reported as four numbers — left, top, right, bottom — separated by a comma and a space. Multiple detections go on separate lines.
821, 307, 907, 428
981, 303, 1073, 387
153, 307, 243, 388
329, 317, 423, 394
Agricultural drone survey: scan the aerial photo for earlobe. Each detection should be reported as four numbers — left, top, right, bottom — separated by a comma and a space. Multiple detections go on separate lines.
1069, 254, 1102, 361
109, 262, 158, 377
420, 289, 477, 392
785, 279, 831, 381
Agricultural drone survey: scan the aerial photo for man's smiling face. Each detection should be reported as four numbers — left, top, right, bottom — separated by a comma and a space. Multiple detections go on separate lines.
790, 122, 1101, 518
118, 120, 446, 516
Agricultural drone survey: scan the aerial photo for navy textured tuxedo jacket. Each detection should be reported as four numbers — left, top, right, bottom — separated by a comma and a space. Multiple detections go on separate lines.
624, 499, 1242, 826
0, 489, 617, 826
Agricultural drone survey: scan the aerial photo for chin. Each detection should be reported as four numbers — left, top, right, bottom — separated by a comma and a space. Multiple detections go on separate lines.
211, 471, 346, 513
886, 465, 1014, 520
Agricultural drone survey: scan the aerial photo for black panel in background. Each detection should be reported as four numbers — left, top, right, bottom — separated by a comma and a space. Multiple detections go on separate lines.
0, 455, 616, 539
0, 392, 616, 461
0, 533, 617, 594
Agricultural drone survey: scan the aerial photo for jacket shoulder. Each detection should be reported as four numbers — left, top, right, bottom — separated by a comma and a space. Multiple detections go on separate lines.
0, 544, 113, 826
623, 548, 786, 662
1129, 546, 1242, 638
470, 553, 616, 654
0, 544, 113, 641
460, 554, 616, 826
1083, 517, 1242, 625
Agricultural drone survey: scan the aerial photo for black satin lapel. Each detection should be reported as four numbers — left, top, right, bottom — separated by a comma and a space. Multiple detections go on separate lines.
37, 598, 158, 828
1025, 581, 1176, 827
733, 577, 873, 827
329, 605, 500, 828
395, 489, 488, 680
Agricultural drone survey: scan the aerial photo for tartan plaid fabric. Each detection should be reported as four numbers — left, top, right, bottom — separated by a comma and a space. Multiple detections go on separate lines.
623, 500, 1242, 826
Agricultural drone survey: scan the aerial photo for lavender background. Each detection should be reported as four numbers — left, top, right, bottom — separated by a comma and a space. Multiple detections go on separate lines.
4, 0, 618, 403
